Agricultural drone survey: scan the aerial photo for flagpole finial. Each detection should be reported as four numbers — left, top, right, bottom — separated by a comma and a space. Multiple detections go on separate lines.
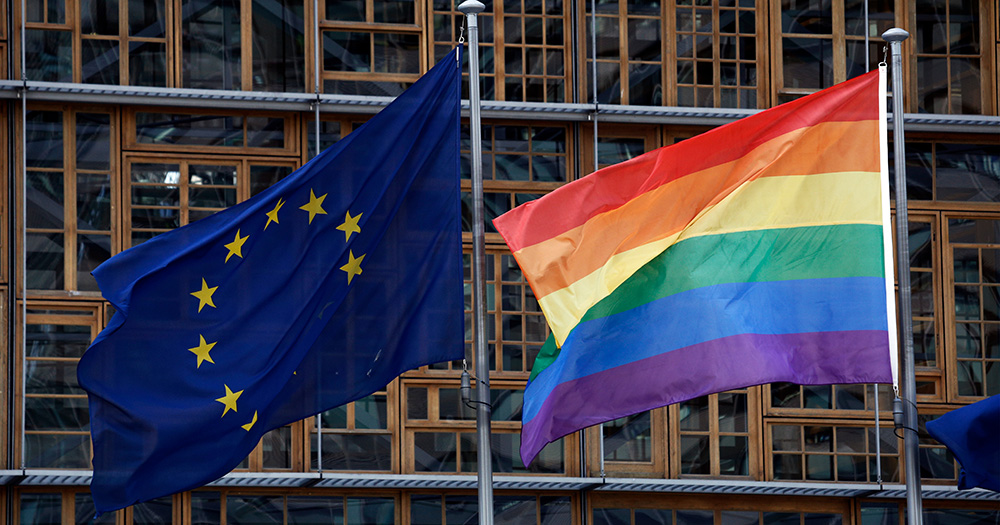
458, 0, 485, 14
881, 28, 909, 43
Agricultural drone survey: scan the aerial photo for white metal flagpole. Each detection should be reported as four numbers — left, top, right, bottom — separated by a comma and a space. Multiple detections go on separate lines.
882, 27, 924, 525
458, 2, 495, 524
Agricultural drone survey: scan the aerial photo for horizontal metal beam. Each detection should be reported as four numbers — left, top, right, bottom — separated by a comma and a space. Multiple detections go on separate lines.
0, 81, 997, 133
1, 470, 996, 502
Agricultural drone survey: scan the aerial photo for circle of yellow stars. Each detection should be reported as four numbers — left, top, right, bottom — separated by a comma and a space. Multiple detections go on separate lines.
186, 187, 367, 433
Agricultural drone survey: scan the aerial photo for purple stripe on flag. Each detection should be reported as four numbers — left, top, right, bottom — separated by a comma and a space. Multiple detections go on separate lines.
520, 330, 891, 465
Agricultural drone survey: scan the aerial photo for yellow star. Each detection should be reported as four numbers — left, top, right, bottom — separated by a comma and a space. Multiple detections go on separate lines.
188, 335, 217, 368
224, 229, 249, 263
340, 250, 366, 284
336, 211, 363, 241
190, 278, 218, 312
242, 410, 258, 431
299, 189, 328, 224
264, 198, 284, 231
216, 384, 243, 417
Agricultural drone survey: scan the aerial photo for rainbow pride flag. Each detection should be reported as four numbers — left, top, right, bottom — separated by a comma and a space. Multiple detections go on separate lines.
494, 69, 899, 465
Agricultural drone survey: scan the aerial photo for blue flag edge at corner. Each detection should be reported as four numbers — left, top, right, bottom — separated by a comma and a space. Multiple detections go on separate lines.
925, 394, 1000, 492
78, 46, 464, 515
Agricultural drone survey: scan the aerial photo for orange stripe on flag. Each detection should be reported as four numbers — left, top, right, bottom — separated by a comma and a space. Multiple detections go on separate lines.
516, 119, 879, 300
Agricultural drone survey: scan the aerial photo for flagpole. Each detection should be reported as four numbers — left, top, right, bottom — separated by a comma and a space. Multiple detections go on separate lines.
882, 28, 923, 525
458, 2, 495, 524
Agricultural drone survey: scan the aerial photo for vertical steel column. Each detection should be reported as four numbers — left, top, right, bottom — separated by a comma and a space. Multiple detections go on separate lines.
20, 0, 28, 471
883, 27, 923, 525
313, 0, 323, 472
458, 2, 494, 524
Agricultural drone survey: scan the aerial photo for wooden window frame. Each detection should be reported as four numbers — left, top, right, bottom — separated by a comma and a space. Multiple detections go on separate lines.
21, 105, 119, 298
763, 418, 902, 484
120, 153, 298, 250
16, 1, 173, 86
907, 0, 997, 115
401, 379, 578, 476
668, 388, 761, 480
941, 212, 1000, 402
17, 301, 104, 470
585, 407, 667, 478
123, 107, 299, 157
318, 0, 426, 95
579, 0, 768, 108
588, 492, 852, 524
763, 383, 896, 418
306, 384, 397, 473
580, 123, 659, 174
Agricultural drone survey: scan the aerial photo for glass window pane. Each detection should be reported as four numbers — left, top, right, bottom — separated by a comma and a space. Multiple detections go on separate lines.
77, 233, 111, 291
227, 495, 284, 525
26, 30, 73, 82
136, 113, 244, 147
246, 117, 285, 148
413, 432, 457, 472
27, 172, 65, 229
20, 493, 62, 525
781, 0, 832, 34
373, 33, 419, 74
252, 0, 306, 92
25, 433, 90, 468
782, 37, 833, 90
27, 111, 63, 169
26, 233, 65, 290
81, 0, 119, 35
132, 497, 173, 525
25, 396, 89, 431
82, 39, 121, 85
130, 0, 166, 37
129, 41, 167, 86
324, 32, 372, 72
183, 0, 242, 90
76, 113, 112, 171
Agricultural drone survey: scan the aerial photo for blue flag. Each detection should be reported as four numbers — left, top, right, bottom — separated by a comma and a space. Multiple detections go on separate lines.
925, 395, 1000, 492
78, 48, 464, 513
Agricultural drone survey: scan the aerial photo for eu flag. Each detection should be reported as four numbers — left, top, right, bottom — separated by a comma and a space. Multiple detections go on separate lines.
78, 48, 464, 513
926, 395, 1000, 492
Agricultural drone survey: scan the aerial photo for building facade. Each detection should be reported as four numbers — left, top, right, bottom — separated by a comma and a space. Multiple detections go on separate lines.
0, 0, 998, 523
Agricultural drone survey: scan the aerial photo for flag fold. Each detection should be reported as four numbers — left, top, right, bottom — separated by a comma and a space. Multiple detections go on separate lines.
926, 395, 1000, 492
494, 70, 895, 466
78, 48, 463, 512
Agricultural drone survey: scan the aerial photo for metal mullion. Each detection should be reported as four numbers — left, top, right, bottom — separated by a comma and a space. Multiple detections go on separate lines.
64, 111, 82, 292
117, 0, 128, 85
242, 0, 253, 92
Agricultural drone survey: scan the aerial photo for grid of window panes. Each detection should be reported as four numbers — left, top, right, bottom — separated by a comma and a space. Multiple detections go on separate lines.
500, 0, 568, 103
431, 0, 497, 99
321, 0, 422, 96
917, 413, 959, 483
675, 0, 759, 108
25, 1, 168, 85
775, 0, 894, 104
676, 390, 752, 477
769, 423, 899, 482
25, 109, 114, 292
908, 218, 940, 370
23, 307, 101, 469
603, 411, 654, 463
585, 0, 762, 107
592, 507, 846, 525
126, 160, 238, 246
311, 391, 393, 471
459, 123, 568, 235
404, 383, 566, 474
769, 383, 892, 413
914, 0, 984, 114
409, 493, 572, 524
948, 218, 1000, 399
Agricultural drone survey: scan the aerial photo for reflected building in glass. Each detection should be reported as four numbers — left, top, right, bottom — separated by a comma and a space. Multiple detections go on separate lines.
3, 0, 1000, 523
